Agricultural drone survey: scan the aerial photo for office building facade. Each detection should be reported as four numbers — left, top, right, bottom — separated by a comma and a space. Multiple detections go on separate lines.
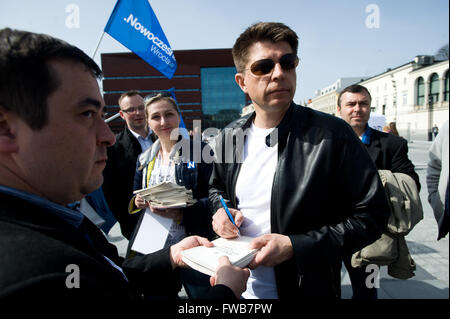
310, 56, 449, 140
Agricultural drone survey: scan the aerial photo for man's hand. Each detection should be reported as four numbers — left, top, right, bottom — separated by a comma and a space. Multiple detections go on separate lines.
248, 234, 294, 268
212, 207, 244, 238
169, 236, 213, 269
210, 256, 250, 298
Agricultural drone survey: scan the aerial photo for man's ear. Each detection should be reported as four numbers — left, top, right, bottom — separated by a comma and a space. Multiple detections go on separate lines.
235, 73, 248, 94
336, 105, 341, 116
0, 106, 19, 153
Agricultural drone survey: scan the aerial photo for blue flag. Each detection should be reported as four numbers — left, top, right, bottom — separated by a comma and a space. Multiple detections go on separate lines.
104, 0, 177, 79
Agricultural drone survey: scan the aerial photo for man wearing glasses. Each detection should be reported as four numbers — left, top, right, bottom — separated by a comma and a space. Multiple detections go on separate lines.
209, 22, 390, 298
103, 91, 154, 239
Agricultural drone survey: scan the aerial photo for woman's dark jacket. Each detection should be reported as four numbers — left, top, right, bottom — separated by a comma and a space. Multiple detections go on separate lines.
130, 138, 215, 243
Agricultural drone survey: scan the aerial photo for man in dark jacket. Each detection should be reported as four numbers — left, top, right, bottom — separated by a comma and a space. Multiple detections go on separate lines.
0, 28, 249, 303
103, 91, 154, 239
337, 84, 420, 299
337, 84, 420, 189
209, 22, 390, 299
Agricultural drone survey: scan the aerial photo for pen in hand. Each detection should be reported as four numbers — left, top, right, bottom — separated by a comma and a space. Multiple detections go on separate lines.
219, 195, 240, 236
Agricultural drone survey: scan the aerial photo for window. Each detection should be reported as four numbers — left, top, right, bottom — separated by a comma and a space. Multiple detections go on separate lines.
201, 67, 246, 128
402, 92, 407, 106
416, 77, 425, 105
445, 70, 449, 102
429, 73, 439, 104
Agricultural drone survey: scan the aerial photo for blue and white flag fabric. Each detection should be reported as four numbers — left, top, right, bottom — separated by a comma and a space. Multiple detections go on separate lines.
104, 0, 177, 79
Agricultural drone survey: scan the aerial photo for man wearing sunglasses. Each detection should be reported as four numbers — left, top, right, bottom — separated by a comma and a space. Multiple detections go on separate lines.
103, 91, 155, 239
209, 22, 390, 299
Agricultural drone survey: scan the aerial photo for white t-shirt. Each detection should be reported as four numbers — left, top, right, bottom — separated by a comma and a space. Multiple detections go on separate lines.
235, 123, 279, 299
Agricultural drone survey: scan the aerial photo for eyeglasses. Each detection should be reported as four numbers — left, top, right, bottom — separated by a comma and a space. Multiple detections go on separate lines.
121, 105, 145, 114
247, 53, 299, 76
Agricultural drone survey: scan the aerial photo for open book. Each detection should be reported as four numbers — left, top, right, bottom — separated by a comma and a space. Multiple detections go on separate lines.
181, 236, 258, 276
133, 181, 197, 208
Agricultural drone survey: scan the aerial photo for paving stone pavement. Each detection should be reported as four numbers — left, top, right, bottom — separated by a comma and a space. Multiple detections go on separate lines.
107, 140, 449, 299
341, 140, 449, 299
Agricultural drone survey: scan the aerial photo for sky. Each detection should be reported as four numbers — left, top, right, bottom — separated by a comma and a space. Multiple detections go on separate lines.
1, 0, 448, 104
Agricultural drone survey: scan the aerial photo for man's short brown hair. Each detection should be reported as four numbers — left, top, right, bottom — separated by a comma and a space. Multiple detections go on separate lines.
0, 28, 101, 130
232, 22, 299, 73
118, 90, 142, 109
337, 84, 372, 108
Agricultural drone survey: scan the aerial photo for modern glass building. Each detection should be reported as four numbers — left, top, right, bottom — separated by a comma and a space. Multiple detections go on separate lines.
201, 67, 245, 128
101, 49, 249, 133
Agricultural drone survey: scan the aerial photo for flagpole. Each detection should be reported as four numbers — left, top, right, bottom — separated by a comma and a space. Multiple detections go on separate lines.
92, 31, 110, 123
92, 31, 106, 60
105, 112, 121, 123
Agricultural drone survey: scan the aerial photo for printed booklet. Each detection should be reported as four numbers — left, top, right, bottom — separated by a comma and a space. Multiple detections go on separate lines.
181, 236, 258, 276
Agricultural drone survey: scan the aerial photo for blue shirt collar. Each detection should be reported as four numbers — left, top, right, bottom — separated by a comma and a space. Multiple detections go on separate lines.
0, 185, 84, 228
129, 128, 152, 141
361, 125, 372, 145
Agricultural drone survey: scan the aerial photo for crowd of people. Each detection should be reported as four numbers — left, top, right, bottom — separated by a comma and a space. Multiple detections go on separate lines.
0, 21, 448, 304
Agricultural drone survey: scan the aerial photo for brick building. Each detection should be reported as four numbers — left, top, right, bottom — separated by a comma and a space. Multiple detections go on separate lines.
101, 49, 249, 133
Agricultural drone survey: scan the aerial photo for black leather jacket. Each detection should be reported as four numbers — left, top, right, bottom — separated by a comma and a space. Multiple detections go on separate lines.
209, 103, 390, 298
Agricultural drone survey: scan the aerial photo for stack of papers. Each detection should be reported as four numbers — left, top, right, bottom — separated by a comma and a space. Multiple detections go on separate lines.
133, 182, 197, 208
181, 236, 258, 276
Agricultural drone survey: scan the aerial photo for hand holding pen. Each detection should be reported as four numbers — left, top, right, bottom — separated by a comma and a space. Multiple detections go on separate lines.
212, 195, 243, 238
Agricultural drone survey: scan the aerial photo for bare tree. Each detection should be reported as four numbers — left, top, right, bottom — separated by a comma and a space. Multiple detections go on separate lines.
435, 44, 449, 61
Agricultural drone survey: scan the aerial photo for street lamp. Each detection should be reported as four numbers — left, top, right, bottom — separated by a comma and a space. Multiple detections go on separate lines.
428, 94, 434, 141
391, 76, 397, 122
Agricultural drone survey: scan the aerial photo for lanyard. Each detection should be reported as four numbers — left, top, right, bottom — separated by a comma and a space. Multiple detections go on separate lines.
145, 156, 156, 188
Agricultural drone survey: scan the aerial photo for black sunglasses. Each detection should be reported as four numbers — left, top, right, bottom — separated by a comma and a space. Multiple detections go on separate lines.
248, 53, 299, 76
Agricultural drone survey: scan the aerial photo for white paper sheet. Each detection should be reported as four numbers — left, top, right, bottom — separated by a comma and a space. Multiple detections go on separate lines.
131, 207, 172, 254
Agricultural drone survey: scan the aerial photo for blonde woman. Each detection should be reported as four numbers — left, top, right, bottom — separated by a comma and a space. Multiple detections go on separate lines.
126, 93, 214, 299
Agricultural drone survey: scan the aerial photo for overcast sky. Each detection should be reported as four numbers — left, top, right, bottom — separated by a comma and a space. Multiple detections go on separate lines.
1, 0, 448, 103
